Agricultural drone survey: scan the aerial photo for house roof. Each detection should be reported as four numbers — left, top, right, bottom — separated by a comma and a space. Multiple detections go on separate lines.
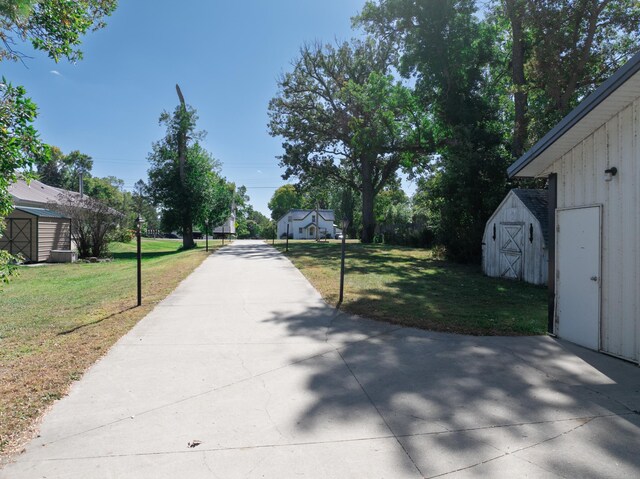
9, 178, 123, 216
512, 189, 549, 245
14, 206, 69, 219
9, 178, 79, 205
278, 209, 335, 223
508, 50, 640, 178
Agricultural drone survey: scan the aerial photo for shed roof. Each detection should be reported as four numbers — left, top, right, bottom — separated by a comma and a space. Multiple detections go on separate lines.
513, 189, 549, 245
508, 50, 640, 178
14, 206, 70, 219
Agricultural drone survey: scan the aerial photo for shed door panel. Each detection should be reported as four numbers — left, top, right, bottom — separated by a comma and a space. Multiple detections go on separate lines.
499, 223, 524, 280
5, 219, 34, 261
556, 207, 600, 350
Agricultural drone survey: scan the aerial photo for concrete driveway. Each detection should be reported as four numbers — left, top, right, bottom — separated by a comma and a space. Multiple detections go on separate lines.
2, 240, 639, 478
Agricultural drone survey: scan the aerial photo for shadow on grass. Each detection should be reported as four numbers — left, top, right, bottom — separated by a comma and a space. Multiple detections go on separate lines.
57, 305, 139, 336
276, 242, 547, 335
110, 250, 184, 261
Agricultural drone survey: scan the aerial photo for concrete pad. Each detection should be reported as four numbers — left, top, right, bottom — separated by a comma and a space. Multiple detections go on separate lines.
6, 439, 421, 479
2, 240, 640, 478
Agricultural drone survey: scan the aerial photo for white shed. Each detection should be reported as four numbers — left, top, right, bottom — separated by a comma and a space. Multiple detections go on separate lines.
508, 51, 640, 363
482, 189, 548, 285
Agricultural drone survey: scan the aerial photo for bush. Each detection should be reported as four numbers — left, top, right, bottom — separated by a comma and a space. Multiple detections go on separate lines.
110, 228, 136, 243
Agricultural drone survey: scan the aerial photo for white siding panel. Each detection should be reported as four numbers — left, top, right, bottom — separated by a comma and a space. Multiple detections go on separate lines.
543, 99, 639, 362
38, 219, 71, 262
606, 113, 623, 356
619, 103, 637, 360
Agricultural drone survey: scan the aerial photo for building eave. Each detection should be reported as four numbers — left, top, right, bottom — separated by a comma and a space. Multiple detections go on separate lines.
508, 51, 640, 178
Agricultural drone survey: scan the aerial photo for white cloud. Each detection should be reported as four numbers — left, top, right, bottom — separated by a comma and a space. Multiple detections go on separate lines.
257, 169, 263, 174
50, 70, 61, 76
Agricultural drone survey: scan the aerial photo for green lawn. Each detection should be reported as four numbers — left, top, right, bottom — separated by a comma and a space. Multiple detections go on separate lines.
0, 238, 222, 460
273, 240, 547, 336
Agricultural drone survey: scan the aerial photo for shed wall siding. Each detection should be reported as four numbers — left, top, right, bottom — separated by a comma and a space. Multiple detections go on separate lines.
38, 219, 71, 262
540, 99, 640, 362
482, 193, 548, 285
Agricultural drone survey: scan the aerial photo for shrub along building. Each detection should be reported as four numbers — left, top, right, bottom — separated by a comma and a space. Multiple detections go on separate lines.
508, 51, 640, 364
482, 189, 549, 286
276, 209, 337, 239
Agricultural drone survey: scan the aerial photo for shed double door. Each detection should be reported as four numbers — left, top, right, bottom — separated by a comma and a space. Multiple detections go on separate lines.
0, 218, 33, 261
499, 222, 524, 280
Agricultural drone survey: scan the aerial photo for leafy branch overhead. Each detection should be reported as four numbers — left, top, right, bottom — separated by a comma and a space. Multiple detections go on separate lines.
0, 0, 117, 63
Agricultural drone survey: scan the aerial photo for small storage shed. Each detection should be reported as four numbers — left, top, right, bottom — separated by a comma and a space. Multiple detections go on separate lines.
508, 51, 640, 363
0, 206, 71, 262
482, 189, 549, 285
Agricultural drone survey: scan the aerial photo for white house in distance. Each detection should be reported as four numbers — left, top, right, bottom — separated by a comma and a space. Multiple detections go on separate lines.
277, 209, 337, 239
482, 189, 549, 286
211, 203, 237, 236
508, 51, 640, 364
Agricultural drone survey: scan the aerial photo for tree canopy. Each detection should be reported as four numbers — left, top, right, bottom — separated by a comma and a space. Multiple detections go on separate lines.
268, 184, 301, 221
268, 38, 431, 243
146, 99, 231, 249
0, 0, 117, 62
352, 0, 640, 260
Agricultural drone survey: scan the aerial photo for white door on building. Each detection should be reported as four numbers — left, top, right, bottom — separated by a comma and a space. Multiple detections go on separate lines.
556, 206, 601, 350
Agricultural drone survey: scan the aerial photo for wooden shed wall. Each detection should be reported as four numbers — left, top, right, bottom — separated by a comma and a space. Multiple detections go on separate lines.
482, 192, 548, 285
540, 98, 640, 362
38, 218, 71, 262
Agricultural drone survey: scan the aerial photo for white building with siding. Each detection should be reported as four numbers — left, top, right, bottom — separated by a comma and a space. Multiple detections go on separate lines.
482, 189, 549, 285
277, 209, 337, 239
508, 51, 640, 363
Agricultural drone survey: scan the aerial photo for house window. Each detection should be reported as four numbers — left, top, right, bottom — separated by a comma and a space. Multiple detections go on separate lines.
312, 215, 316, 222
288, 216, 292, 222
299, 227, 303, 234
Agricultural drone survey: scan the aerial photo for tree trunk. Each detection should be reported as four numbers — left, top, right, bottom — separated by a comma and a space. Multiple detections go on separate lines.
360, 160, 376, 243
176, 84, 194, 249
182, 221, 194, 249
505, 0, 528, 158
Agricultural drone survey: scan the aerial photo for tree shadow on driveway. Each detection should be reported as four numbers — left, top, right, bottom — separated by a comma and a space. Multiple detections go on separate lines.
264, 305, 640, 478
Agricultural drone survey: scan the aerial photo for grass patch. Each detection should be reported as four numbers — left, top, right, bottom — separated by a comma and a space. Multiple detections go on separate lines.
273, 240, 547, 336
0, 238, 224, 461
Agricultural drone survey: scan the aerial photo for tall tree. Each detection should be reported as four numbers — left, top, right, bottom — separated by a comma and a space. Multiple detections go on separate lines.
496, 0, 640, 148
146, 95, 205, 249
358, 0, 510, 260
147, 117, 229, 249
267, 184, 302, 221
268, 38, 431, 243
35, 148, 93, 190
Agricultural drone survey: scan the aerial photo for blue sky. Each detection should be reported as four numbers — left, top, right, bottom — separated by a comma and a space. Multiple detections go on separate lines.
4, 0, 371, 216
